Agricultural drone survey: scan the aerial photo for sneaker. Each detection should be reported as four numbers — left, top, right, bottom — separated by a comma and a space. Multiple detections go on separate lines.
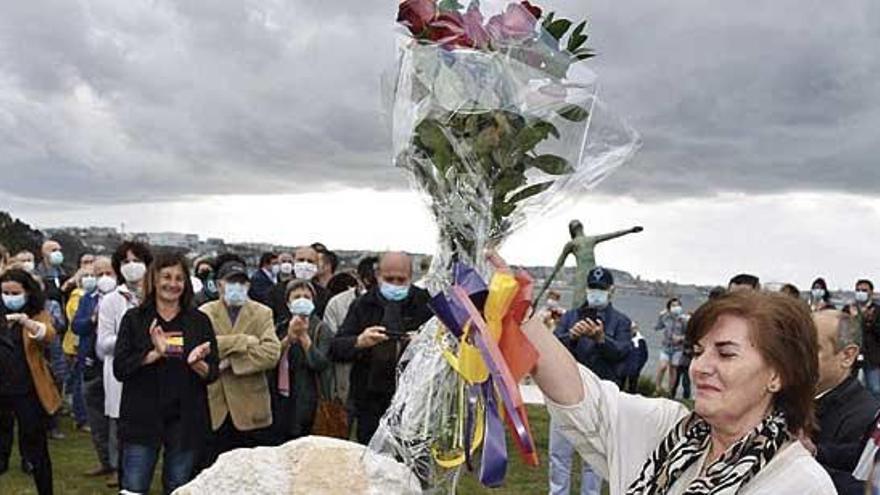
76, 423, 91, 433
49, 428, 65, 440
21, 459, 33, 475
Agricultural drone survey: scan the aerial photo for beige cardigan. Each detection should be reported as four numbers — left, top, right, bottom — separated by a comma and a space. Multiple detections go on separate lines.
546, 365, 837, 495
200, 300, 281, 431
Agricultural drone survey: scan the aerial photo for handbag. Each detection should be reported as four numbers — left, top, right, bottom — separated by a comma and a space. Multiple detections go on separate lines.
310, 324, 349, 439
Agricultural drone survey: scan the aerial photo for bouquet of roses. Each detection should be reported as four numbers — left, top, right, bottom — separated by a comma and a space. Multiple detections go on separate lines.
391, 0, 635, 282
370, 1, 640, 491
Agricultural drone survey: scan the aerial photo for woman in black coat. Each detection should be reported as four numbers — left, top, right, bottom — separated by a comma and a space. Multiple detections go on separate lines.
113, 253, 219, 495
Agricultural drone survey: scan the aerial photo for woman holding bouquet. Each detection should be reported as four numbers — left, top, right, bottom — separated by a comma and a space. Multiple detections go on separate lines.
524, 288, 835, 494
113, 253, 219, 494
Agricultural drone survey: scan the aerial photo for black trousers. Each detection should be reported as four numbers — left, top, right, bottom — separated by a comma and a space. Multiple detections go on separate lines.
354, 396, 391, 445
200, 416, 272, 471
0, 394, 53, 495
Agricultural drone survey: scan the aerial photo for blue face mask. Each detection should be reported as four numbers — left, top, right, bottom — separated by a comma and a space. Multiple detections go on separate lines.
288, 297, 315, 316
49, 251, 64, 266
586, 289, 610, 308
223, 283, 248, 307
2, 294, 27, 312
81, 276, 98, 293
380, 282, 410, 302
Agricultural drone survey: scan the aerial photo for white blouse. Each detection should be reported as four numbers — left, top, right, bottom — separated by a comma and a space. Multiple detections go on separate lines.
545, 365, 837, 495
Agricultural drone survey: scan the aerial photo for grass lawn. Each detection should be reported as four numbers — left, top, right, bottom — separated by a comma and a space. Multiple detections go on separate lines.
1, 405, 612, 494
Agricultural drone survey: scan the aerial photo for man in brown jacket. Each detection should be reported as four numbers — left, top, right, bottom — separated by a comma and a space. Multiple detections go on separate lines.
199, 257, 280, 467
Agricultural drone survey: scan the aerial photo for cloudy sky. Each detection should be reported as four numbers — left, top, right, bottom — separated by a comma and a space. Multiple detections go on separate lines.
1, 0, 878, 289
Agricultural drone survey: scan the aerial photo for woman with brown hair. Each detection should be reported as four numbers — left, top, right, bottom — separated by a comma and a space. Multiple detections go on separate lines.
525, 289, 835, 494
113, 253, 219, 494
0, 268, 62, 495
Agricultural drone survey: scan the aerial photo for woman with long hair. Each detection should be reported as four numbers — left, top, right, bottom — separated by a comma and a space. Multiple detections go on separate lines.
113, 253, 219, 494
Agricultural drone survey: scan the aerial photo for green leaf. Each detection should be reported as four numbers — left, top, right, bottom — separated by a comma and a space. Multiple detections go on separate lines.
438, 0, 464, 12
494, 169, 527, 198
567, 21, 588, 52
513, 120, 560, 154
414, 119, 456, 174
507, 181, 554, 203
541, 12, 556, 30
546, 19, 572, 41
557, 104, 590, 122
527, 154, 573, 175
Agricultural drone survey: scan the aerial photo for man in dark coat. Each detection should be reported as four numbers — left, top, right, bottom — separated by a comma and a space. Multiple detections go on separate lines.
329, 252, 432, 445
811, 310, 880, 494
248, 252, 278, 307
550, 266, 634, 495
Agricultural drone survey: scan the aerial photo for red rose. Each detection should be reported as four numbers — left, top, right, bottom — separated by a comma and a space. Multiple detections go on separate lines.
426, 11, 474, 49
397, 0, 438, 36
520, 1, 542, 20
486, 2, 538, 41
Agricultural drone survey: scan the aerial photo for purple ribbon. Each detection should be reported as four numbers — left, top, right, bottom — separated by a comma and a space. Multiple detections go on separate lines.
464, 384, 480, 471
453, 262, 489, 311
429, 292, 464, 338
479, 378, 507, 488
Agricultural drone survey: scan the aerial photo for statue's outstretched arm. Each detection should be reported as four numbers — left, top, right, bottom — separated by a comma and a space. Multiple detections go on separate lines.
594, 226, 643, 244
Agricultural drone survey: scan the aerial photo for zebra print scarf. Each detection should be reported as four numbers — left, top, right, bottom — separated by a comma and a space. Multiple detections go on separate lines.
626, 410, 790, 495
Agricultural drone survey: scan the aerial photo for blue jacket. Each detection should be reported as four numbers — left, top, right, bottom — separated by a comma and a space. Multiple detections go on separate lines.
248, 269, 275, 307
72, 292, 101, 370
554, 303, 633, 382
618, 335, 648, 378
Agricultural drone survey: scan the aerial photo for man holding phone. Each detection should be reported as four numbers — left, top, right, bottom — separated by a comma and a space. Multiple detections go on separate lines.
549, 266, 634, 495
329, 252, 432, 445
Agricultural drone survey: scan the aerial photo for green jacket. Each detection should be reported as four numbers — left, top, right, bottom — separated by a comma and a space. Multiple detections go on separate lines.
272, 315, 333, 439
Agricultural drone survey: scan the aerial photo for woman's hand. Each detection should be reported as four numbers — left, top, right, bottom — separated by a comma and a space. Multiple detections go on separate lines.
149, 319, 168, 356
188, 342, 212, 378
288, 315, 311, 349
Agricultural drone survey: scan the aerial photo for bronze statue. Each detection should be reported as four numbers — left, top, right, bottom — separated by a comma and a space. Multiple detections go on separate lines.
534, 220, 643, 308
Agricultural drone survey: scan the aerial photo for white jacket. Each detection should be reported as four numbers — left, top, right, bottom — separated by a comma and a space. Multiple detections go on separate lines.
546, 365, 837, 495
322, 287, 359, 404
96, 285, 139, 418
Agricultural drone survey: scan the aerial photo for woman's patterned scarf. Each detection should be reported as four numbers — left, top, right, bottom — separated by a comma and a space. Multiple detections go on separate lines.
626, 410, 790, 494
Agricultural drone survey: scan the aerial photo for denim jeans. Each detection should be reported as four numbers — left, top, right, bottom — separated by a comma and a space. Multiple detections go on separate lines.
121, 441, 195, 495
66, 358, 87, 426
549, 418, 601, 495
83, 371, 114, 470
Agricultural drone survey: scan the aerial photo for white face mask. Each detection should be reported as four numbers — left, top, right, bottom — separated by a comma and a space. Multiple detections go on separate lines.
856, 290, 871, 304
97, 275, 118, 294
293, 261, 318, 280
586, 289, 610, 308
811, 288, 826, 300
121, 261, 147, 283
280, 262, 294, 275
21, 261, 35, 273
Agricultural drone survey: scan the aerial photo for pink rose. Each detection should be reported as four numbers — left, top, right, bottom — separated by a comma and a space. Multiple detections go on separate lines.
462, 4, 491, 49
397, 0, 438, 36
486, 2, 539, 42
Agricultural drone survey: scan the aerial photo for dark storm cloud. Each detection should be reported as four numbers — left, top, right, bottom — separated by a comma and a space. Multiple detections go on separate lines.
0, 0, 877, 205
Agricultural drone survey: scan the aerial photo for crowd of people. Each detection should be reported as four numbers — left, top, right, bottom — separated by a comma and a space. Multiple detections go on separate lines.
0, 239, 431, 494
1, 236, 879, 494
